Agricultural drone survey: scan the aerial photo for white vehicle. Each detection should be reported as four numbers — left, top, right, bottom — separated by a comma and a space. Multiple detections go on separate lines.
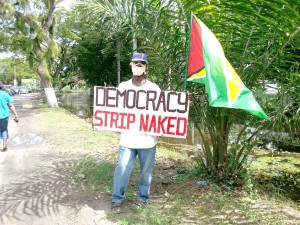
18, 86, 29, 94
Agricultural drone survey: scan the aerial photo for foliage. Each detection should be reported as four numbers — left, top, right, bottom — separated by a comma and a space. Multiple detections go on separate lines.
72, 0, 300, 187
71, 30, 132, 86
0, 0, 62, 88
76, 0, 187, 89
0, 57, 39, 84
1, 0, 298, 187
182, 0, 299, 186
250, 152, 300, 201
50, 8, 83, 88
72, 157, 114, 193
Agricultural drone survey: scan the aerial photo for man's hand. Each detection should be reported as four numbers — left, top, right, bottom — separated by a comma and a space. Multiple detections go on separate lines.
13, 116, 19, 123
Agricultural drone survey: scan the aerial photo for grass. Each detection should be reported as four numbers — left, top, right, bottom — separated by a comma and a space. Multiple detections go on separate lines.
250, 149, 300, 201
71, 157, 115, 193
38, 107, 300, 225
38, 107, 119, 154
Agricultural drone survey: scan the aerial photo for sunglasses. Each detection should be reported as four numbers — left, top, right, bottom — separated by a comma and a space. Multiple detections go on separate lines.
133, 61, 147, 65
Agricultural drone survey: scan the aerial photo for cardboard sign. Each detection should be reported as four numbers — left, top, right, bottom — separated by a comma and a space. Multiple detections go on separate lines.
93, 86, 189, 138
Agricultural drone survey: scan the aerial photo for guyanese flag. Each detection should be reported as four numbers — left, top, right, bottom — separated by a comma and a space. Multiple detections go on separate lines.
186, 15, 269, 120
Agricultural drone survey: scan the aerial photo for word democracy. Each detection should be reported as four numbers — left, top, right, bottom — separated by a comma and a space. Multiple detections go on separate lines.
95, 87, 188, 113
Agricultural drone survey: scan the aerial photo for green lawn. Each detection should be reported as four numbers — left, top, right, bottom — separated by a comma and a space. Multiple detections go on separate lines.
39, 107, 300, 225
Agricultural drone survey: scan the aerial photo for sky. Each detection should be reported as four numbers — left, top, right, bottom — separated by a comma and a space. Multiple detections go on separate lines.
57, 0, 76, 10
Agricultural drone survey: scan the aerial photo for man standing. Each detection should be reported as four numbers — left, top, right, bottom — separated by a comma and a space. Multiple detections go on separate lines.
0, 81, 18, 152
111, 53, 160, 213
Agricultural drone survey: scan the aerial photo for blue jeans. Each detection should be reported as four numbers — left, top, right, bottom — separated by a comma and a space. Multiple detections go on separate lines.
112, 145, 156, 204
0, 117, 9, 139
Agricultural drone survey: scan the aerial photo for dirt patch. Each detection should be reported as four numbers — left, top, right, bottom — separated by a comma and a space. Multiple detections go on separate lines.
0, 94, 118, 225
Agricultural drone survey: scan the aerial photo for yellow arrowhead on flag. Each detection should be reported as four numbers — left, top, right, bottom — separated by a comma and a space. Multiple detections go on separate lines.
225, 60, 244, 106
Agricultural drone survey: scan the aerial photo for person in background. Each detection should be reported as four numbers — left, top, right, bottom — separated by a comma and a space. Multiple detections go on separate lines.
0, 81, 18, 152
111, 53, 161, 213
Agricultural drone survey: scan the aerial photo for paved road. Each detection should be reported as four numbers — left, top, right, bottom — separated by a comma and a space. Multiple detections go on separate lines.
0, 93, 116, 225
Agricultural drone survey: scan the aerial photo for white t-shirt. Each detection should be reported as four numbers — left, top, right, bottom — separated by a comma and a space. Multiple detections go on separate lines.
118, 78, 161, 149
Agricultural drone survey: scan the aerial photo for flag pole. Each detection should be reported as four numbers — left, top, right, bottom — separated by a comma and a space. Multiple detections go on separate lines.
184, 13, 193, 91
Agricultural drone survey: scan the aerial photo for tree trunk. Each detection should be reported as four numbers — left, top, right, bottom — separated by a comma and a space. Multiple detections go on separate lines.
37, 63, 58, 108
0, 0, 59, 108
44, 87, 58, 108
35, 41, 58, 108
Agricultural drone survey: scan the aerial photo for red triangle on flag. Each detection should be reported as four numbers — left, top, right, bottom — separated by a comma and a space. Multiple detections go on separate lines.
187, 17, 206, 79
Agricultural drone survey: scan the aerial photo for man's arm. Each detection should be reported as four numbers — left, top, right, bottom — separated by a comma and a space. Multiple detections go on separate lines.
8, 103, 18, 119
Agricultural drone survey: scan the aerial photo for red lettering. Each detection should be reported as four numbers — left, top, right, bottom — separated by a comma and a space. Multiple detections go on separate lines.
139, 114, 149, 131
93, 110, 111, 128
176, 117, 187, 136
118, 113, 127, 129
157, 115, 167, 133
148, 115, 157, 133
94, 110, 103, 126
110, 112, 119, 128
166, 116, 176, 135
102, 111, 110, 127
127, 113, 136, 129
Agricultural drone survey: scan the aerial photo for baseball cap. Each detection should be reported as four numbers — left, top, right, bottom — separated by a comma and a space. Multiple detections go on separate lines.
131, 53, 148, 63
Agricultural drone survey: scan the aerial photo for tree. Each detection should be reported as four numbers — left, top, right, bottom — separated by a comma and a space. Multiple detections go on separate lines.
48, 8, 81, 89
64, 0, 299, 186
0, 0, 63, 107
77, 0, 187, 89
71, 30, 132, 87
77, 0, 144, 85
182, 0, 299, 185
0, 57, 39, 84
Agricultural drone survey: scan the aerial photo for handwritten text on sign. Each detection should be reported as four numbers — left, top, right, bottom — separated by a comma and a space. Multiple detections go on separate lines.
93, 86, 189, 138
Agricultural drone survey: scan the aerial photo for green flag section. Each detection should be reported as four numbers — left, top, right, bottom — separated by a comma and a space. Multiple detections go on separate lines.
186, 15, 269, 120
